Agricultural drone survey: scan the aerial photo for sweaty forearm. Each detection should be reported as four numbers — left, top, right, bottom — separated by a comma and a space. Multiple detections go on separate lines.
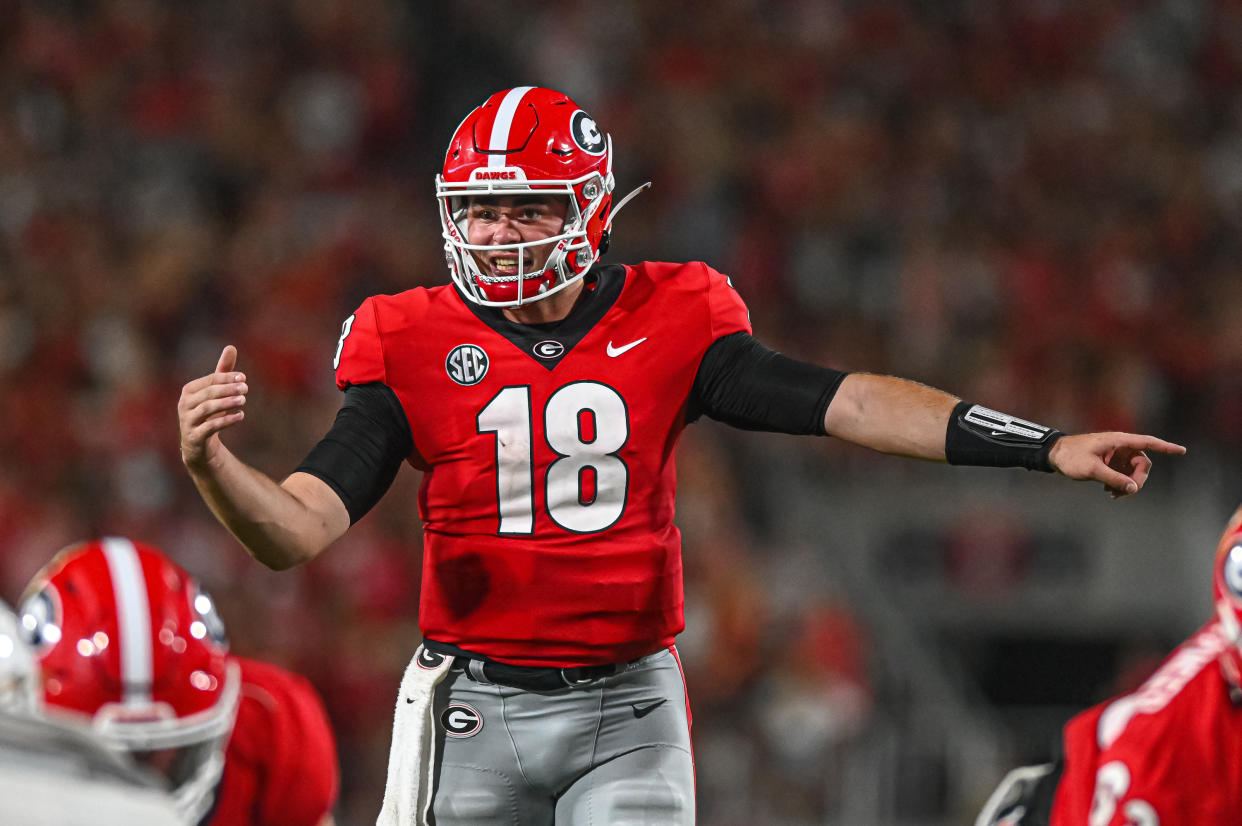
822, 373, 956, 460
186, 446, 347, 570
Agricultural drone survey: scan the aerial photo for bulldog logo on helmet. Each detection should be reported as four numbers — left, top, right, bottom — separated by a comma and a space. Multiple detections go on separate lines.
570, 111, 606, 154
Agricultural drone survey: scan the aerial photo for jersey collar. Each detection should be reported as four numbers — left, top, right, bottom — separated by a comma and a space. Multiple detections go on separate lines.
455, 265, 625, 370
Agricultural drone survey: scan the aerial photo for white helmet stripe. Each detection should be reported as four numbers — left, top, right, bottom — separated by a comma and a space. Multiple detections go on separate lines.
487, 86, 534, 167
101, 537, 152, 706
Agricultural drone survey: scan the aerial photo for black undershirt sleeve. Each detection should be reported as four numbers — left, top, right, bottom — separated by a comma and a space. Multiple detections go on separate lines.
687, 331, 847, 435
294, 383, 413, 525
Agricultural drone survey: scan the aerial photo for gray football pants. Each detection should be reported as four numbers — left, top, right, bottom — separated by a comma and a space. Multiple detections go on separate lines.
429, 648, 695, 825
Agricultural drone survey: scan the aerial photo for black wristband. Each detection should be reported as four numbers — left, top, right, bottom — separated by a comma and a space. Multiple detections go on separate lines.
944, 401, 1064, 472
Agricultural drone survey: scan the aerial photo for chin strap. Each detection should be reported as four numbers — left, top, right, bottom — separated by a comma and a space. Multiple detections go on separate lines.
607, 182, 652, 231
598, 181, 651, 258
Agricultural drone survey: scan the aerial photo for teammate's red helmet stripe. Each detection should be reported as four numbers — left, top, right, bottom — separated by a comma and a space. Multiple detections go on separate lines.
101, 537, 154, 705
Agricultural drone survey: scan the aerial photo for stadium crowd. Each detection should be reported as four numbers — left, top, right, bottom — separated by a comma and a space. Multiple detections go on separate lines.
0, 1, 1237, 822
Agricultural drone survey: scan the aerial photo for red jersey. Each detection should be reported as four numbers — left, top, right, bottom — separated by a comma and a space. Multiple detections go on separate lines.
1050, 623, 1242, 825
211, 657, 339, 826
334, 262, 751, 666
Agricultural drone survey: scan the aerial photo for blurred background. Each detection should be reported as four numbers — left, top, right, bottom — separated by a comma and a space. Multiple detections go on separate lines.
1, 0, 1239, 823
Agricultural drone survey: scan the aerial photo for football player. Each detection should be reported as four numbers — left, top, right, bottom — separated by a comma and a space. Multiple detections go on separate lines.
0, 596, 184, 825
19, 538, 339, 826
177, 87, 1186, 825
976, 503, 1242, 826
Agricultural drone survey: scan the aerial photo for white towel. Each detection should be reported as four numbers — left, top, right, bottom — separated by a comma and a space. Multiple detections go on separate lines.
377, 645, 453, 826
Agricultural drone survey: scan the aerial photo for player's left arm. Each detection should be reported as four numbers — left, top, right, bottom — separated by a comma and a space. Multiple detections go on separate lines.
824, 373, 1186, 497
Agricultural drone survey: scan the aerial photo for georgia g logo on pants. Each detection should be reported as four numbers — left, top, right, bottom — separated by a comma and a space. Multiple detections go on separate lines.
441, 703, 483, 738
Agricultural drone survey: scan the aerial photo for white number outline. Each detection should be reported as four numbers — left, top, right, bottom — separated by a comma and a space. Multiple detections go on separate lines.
1090, 761, 1159, 826
476, 381, 630, 535
544, 381, 630, 534
333, 314, 356, 370
477, 386, 535, 535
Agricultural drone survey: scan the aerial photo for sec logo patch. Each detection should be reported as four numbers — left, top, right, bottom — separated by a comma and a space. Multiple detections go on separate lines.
446, 344, 489, 386
441, 703, 483, 738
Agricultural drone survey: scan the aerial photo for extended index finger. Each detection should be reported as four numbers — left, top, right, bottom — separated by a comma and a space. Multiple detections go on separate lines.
1115, 434, 1186, 455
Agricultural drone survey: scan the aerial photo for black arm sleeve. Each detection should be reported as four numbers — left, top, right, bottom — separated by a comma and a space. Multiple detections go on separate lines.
687, 331, 847, 435
294, 383, 414, 524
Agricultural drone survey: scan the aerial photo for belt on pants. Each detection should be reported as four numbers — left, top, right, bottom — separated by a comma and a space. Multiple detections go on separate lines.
456, 657, 626, 691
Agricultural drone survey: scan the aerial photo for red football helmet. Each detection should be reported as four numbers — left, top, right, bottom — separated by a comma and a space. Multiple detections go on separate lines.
437, 86, 647, 307
19, 537, 239, 824
1212, 505, 1242, 687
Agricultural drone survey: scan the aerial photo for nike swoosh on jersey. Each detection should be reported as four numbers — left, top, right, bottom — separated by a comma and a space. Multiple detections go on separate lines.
631, 698, 666, 718
607, 337, 648, 357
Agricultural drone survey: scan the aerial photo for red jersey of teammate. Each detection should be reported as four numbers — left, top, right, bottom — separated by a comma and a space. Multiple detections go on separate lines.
334, 261, 750, 666
211, 656, 339, 826
1050, 623, 1242, 825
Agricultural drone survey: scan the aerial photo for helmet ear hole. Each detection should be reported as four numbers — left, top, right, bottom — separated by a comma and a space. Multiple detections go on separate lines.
598, 229, 610, 257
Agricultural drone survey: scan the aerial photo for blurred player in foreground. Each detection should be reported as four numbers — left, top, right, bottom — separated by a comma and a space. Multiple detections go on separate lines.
19, 537, 340, 826
0, 595, 183, 825
977, 503, 1242, 825
178, 87, 1186, 825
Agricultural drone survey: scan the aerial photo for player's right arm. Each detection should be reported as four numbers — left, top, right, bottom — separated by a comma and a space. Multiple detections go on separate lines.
178, 345, 349, 570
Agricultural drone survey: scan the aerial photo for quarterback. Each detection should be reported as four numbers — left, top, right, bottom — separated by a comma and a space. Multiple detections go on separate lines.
178, 87, 1185, 824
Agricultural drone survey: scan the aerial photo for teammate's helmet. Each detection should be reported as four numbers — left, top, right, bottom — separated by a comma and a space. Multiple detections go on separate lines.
0, 597, 37, 712
1212, 505, 1242, 687
18, 538, 239, 824
436, 86, 618, 307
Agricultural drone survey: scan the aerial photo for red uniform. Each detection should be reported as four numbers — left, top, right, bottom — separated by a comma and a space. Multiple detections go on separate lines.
1050, 623, 1242, 825
334, 261, 750, 666
211, 656, 339, 826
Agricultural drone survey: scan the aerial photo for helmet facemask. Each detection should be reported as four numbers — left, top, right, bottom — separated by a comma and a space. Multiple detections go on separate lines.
92, 659, 241, 823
